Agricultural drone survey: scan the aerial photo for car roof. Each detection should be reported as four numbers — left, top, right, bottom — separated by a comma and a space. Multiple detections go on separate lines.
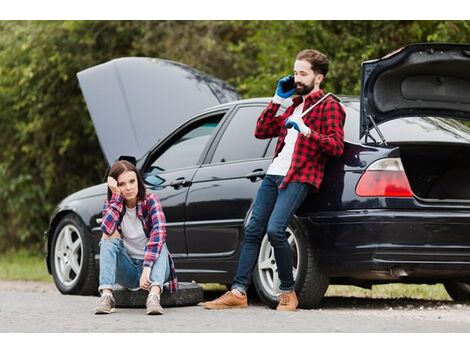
200, 95, 359, 113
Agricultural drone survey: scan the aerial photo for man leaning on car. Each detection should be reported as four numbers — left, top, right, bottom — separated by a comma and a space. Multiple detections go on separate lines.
204, 49, 346, 311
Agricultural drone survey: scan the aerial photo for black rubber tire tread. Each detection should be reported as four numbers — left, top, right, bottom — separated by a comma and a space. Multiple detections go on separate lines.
114, 282, 204, 308
294, 218, 330, 309
253, 217, 330, 309
444, 280, 470, 301
50, 213, 98, 295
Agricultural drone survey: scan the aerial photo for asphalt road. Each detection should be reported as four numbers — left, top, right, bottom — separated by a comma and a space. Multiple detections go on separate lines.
1, 281, 470, 333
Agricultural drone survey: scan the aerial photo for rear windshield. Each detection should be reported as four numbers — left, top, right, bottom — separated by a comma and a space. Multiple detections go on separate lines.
363, 116, 470, 144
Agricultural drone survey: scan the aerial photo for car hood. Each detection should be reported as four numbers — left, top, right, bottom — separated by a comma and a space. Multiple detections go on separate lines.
77, 57, 241, 165
360, 43, 470, 138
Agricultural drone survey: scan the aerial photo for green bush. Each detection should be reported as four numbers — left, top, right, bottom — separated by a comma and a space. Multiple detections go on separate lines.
1, 20, 470, 252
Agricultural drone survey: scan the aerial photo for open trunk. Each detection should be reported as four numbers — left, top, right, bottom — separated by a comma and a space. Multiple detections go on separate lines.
396, 143, 470, 201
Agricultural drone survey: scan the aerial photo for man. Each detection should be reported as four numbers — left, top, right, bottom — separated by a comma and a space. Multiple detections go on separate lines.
204, 49, 346, 311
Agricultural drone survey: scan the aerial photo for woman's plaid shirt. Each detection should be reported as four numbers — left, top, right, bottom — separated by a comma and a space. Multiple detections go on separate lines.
101, 192, 178, 293
255, 89, 346, 190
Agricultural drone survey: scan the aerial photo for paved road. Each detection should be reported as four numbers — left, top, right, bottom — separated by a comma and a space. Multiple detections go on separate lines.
1, 281, 470, 333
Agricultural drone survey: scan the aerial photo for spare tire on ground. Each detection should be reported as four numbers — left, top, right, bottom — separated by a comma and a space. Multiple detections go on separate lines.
114, 282, 203, 308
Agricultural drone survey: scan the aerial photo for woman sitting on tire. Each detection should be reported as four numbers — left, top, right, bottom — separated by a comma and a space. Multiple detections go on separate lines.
95, 160, 178, 315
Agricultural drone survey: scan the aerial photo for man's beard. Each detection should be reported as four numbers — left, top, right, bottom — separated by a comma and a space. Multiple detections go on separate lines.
295, 81, 315, 95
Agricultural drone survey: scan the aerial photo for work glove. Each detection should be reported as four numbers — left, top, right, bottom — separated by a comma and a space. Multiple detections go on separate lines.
285, 114, 311, 137
272, 75, 295, 104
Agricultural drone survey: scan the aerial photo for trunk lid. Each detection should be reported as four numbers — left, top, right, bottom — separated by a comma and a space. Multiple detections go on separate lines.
360, 43, 470, 138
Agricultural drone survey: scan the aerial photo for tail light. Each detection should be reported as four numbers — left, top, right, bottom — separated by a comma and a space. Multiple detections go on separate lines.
355, 158, 413, 198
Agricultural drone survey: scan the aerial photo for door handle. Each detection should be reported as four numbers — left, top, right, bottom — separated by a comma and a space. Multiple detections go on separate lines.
246, 169, 266, 182
170, 177, 192, 189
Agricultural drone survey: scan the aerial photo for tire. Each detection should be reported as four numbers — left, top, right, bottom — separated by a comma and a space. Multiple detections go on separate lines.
114, 282, 204, 308
50, 213, 98, 295
444, 279, 470, 301
253, 217, 330, 309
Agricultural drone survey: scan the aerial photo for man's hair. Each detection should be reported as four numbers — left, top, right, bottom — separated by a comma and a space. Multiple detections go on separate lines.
107, 160, 146, 201
296, 49, 329, 77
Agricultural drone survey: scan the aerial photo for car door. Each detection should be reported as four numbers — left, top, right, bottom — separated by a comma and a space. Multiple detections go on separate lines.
185, 104, 273, 259
141, 112, 227, 260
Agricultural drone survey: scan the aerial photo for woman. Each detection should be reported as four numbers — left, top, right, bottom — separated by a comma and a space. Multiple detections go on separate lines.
95, 160, 178, 315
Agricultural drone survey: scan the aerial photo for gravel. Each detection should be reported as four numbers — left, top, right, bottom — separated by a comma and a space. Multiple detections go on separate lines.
2, 280, 470, 332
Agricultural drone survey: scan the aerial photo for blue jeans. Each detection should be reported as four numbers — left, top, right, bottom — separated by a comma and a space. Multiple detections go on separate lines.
98, 238, 170, 292
232, 175, 311, 294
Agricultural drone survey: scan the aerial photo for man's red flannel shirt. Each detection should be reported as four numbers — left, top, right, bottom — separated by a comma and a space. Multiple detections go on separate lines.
101, 192, 178, 293
255, 89, 346, 190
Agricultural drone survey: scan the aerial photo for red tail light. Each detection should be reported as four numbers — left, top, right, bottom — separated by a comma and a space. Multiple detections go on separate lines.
356, 158, 413, 198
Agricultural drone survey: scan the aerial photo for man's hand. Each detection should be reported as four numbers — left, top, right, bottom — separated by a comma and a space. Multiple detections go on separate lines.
140, 267, 151, 290
285, 115, 311, 137
107, 176, 121, 195
273, 75, 295, 104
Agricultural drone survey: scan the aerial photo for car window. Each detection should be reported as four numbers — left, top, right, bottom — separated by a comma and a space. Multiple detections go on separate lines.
148, 115, 223, 172
265, 137, 277, 158
210, 106, 270, 164
364, 115, 470, 144
343, 101, 360, 142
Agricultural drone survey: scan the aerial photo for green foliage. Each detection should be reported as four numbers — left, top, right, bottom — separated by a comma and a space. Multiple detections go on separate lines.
1, 20, 470, 252
0, 249, 52, 282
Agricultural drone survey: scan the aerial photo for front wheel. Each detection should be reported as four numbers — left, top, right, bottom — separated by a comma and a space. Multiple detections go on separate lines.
50, 214, 98, 295
252, 218, 329, 309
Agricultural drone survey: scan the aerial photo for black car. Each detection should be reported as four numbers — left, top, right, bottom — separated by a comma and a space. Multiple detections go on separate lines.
46, 43, 470, 308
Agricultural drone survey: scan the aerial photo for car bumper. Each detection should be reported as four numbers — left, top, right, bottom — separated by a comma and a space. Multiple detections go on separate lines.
307, 209, 470, 280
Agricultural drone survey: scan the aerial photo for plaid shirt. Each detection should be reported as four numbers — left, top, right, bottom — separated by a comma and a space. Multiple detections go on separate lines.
101, 192, 178, 293
255, 89, 346, 190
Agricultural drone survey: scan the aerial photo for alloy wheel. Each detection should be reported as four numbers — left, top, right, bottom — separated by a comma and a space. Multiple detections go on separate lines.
53, 224, 83, 288
256, 227, 299, 296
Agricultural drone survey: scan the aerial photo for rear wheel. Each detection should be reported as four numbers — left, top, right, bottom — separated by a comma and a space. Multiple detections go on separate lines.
50, 214, 98, 295
252, 218, 329, 309
444, 279, 470, 301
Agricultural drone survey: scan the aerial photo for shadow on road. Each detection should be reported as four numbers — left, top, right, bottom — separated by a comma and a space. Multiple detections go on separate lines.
203, 290, 469, 310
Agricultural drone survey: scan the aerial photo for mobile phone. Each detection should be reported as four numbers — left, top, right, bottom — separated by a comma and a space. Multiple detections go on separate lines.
281, 75, 295, 92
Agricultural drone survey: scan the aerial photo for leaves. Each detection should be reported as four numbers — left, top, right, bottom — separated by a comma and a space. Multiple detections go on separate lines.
1, 20, 470, 251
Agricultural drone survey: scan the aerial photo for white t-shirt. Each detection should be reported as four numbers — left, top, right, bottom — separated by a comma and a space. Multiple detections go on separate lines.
267, 102, 304, 176
121, 206, 148, 259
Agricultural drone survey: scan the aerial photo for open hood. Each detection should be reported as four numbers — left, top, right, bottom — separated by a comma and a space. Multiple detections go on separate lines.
77, 57, 240, 165
360, 43, 470, 138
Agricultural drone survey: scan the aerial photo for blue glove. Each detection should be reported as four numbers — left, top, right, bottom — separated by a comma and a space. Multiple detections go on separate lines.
285, 114, 311, 136
273, 75, 295, 103
285, 119, 300, 132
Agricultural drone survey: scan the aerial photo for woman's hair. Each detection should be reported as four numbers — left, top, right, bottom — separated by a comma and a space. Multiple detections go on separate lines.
296, 49, 329, 78
107, 160, 146, 201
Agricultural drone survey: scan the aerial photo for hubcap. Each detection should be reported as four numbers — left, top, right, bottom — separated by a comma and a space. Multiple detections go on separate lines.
54, 224, 83, 287
256, 227, 299, 297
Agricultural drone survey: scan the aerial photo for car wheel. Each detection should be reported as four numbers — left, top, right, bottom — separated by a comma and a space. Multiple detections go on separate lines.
50, 214, 98, 295
444, 279, 470, 301
114, 282, 204, 308
252, 217, 329, 309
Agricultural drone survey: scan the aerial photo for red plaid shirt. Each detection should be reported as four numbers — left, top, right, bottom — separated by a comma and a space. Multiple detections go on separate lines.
255, 89, 346, 190
101, 193, 178, 293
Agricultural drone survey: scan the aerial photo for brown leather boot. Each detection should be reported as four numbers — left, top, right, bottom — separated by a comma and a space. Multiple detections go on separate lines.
276, 291, 298, 311
203, 291, 248, 309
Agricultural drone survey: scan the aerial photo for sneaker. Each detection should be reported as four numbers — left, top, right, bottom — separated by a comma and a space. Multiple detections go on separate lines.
146, 293, 164, 315
95, 293, 116, 314
276, 291, 298, 311
203, 291, 248, 310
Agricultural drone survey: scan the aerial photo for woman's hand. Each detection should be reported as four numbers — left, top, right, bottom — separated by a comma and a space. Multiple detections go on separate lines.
107, 176, 121, 195
140, 267, 151, 290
